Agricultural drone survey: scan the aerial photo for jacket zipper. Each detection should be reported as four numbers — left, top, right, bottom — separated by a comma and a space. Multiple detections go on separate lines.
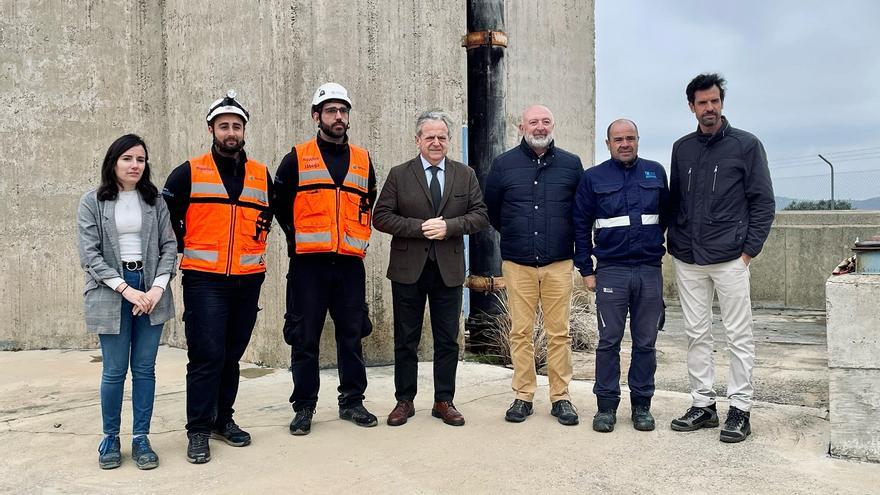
712, 164, 719, 192
226, 204, 236, 275
336, 187, 341, 253
686, 167, 693, 192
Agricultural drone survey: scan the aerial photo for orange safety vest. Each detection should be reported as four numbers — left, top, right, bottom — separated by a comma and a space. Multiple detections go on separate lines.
292, 138, 371, 258
180, 152, 270, 275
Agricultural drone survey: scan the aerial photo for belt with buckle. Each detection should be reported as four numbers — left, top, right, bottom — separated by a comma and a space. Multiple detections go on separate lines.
122, 260, 144, 271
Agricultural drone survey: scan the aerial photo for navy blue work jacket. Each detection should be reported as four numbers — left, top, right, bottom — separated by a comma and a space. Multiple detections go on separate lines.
573, 157, 670, 276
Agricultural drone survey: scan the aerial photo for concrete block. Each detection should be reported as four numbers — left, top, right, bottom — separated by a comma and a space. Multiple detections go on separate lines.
828, 368, 880, 463
826, 274, 880, 369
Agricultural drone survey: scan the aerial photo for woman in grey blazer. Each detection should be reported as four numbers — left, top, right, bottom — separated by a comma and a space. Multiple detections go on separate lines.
76, 134, 177, 470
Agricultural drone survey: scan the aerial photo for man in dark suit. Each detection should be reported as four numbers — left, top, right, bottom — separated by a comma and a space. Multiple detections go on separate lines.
373, 109, 489, 427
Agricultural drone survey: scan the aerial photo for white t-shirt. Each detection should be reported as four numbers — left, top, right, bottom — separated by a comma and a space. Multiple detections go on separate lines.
103, 190, 170, 291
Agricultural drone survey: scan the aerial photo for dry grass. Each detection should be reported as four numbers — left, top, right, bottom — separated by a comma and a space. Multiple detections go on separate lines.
481, 288, 598, 367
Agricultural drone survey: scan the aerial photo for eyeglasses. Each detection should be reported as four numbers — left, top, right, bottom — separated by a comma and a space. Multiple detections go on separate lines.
323, 106, 350, 116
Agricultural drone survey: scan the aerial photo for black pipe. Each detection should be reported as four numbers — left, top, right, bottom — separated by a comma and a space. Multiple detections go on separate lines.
465, 0, 506, 353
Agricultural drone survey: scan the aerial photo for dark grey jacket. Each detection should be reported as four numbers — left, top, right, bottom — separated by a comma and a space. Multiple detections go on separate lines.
77, 190, 177, 334
668, 117, 775, 265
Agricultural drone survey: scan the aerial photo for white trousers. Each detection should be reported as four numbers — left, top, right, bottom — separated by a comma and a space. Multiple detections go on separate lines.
673, 258, 755, 411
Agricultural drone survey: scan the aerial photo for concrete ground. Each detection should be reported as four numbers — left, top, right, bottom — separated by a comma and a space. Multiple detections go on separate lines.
573, 306, 830, 410
2, 344, 877, 494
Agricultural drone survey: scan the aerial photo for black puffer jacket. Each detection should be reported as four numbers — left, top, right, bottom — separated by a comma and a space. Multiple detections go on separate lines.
485, 139, 583, 265
668, 117, 775, 265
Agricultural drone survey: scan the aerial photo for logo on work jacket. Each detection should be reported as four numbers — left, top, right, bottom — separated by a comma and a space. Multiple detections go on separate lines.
644, 170, 657, 179
302, 158, 321, 170
603, 287, 614, 293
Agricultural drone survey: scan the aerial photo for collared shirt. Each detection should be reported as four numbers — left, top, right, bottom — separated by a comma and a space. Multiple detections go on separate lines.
420, 154, 446, 196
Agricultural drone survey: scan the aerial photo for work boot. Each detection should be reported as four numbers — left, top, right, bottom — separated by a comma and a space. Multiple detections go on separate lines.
720, 406, 751, 443
592, 409, 617, 432
670, 404, 719, 432
289, 407, 314, 436
339, 404, 378, 427
631, 405, 655, 431
131, 435, 159, 470
97, 435, 121, 470
211, 420, 251, 447
186, 432, 211, 464
505, 399, 534, 423
551, 400, 579, 426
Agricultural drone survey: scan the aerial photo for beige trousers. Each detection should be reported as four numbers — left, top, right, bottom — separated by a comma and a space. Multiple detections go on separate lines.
502, 259, 573, 402
674, 257, 755, 411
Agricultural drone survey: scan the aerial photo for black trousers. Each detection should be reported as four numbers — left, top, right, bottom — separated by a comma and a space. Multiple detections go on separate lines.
391, 259, 462, 402
182, 270, 264, 434
284, 254, 370, 411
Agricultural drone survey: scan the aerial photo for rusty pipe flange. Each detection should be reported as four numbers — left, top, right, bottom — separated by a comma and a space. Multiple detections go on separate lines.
464, 275, 506, 292
461, 30, 508, 50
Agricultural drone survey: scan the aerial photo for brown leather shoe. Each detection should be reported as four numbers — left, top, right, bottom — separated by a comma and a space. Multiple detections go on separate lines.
387, 400, 415, 426
431, 401, 465, 426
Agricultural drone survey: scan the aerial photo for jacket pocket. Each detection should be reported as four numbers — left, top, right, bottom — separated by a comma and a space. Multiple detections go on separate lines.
639, 180, 662, 213
592, 182, 625, 217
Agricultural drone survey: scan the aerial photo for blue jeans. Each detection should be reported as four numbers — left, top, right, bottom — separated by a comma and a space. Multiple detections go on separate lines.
99, 269, 163, 436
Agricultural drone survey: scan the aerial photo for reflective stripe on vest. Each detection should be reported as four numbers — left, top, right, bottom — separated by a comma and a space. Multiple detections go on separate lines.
594, 214, 660, 229
180, 152, 269, 274
292, 138, 372, 258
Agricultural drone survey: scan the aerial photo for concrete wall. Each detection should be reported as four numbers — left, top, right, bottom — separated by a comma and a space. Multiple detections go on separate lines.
826, 274, 880, 462
663, 211, 880, 310
1, 1, 596, 368
0, 0, 166, 350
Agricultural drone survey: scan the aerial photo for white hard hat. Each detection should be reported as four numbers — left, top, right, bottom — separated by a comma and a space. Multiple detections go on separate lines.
206, 89, 249, 124
311, 82, 352, 109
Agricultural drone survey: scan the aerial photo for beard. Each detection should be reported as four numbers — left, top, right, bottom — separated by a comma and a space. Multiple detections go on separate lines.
699, 112, 718, 127
213, 133, 245, 154
524, 132, 553, 149
320, 120, 349, 140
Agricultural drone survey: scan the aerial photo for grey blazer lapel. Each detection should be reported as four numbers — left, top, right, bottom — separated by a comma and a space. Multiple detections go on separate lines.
139, 194, 155, 261
101, 198, 121, 268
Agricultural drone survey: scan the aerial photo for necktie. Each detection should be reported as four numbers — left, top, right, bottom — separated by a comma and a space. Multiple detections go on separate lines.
429, 166, 442, 215
428, 166, 441, 260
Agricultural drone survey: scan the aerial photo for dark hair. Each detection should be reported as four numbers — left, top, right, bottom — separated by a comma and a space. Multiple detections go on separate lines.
96, 134, 159, 205
686, 73, 726, 104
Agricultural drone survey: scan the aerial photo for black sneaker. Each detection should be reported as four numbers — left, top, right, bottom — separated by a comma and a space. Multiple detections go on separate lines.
720, 406, 751, 443
632, 405, 656, 431
186, 432, 211, 464
670, 405, 719, 432
289, 408, 314, 436
97, 435, 121, 469
212, 420, 251, 447
131, 435, 159, 470
592, 409, 616, 432
505, 399, 534, 423
551, 400, 579, 426
339, 404, 378, 427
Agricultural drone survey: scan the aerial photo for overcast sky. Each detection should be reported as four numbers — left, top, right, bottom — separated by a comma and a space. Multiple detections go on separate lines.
593, 0, 880, 200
